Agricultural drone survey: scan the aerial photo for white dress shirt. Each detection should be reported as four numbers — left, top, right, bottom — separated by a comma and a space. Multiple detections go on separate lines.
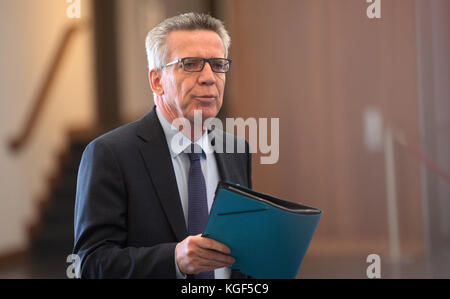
155, 106, 231, 279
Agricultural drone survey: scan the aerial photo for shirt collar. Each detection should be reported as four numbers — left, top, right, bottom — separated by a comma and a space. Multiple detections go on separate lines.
155, 106, 213, 159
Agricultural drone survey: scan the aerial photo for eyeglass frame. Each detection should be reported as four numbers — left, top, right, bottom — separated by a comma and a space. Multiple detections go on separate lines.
161, 57, 232, 73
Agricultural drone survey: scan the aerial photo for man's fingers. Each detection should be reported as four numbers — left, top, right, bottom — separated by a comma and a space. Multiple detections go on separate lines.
196, 235, 232, 255
183, 249, 233, 274
196, 260, 232, 272
176, 235, 235, 275
195, 246, 235, 265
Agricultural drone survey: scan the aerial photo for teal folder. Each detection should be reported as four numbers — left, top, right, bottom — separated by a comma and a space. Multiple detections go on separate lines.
202, 181, 322, 279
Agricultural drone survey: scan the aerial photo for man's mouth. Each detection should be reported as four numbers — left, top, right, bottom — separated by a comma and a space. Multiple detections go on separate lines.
193, 95, 217, 101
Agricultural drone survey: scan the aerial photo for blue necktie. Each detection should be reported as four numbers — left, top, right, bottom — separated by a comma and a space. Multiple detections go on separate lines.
187, 144, 215, 279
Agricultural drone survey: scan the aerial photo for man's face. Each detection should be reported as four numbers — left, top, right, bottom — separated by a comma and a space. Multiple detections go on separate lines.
157, 30, 226, 124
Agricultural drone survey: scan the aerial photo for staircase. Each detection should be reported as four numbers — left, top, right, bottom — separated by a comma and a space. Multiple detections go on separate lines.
28, 133, 91, 278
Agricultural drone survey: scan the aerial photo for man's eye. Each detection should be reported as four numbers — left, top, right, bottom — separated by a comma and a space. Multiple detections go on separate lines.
184, 60, 201, 68
212, 63, 225, 69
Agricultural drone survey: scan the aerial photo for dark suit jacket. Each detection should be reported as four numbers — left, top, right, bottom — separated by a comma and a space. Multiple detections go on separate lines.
73, 106, 252, 278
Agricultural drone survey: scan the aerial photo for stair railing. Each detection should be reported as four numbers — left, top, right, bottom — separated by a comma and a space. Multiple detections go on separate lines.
8, 21, 88, 153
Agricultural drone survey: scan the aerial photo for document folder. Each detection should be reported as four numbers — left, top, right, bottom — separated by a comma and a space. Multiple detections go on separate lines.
203, 181, 322, 279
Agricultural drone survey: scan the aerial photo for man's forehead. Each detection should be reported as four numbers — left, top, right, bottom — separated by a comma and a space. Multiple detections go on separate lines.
166, 30, 225, 59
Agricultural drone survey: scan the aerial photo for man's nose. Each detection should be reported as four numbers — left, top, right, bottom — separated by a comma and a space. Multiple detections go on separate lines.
198, 61, 217, 85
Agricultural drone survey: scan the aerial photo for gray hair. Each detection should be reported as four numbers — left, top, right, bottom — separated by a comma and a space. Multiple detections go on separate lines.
145, 12, 231, 71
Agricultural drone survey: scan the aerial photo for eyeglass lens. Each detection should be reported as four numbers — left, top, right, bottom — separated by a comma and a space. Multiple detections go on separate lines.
182, 58, 230, 73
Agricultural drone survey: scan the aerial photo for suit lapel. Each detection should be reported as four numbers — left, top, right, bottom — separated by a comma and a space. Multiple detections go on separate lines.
213, 130, 239, 184
136, 107, 187, 242
215, 151, 234, 183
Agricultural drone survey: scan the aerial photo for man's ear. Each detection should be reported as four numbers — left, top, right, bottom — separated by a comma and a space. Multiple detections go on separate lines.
149, 69, 164, 96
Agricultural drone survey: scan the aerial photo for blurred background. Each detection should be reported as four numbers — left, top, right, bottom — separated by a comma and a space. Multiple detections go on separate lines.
0, 0, 449, 278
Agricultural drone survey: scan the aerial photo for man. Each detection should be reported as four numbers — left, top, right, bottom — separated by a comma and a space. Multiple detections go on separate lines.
73, 12, 252, 278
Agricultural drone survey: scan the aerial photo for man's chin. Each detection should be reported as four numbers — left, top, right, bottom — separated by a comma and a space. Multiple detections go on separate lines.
187, 107, 220, 122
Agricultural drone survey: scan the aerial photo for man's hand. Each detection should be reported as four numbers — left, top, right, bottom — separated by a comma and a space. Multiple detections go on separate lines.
175, 234, 235, 275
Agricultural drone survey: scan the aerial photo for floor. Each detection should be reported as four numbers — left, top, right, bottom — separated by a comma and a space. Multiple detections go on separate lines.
1, 252, 449, 279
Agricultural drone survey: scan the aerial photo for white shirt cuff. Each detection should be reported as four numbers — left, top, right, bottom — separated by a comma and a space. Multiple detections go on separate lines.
175, 250, 187, 279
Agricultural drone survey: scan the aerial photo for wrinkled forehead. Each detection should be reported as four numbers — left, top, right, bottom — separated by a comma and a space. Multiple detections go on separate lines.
165, 30, 226, 62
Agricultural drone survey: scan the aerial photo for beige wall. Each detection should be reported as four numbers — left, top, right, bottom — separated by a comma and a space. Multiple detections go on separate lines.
224, 0, 425, 257
0, 0, 95, 254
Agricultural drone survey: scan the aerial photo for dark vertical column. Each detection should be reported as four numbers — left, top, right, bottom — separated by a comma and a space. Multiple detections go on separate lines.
207, 0, 230, 121
207, 0, 217, 17
416, 0, 450, 277
92, 0, 121, 133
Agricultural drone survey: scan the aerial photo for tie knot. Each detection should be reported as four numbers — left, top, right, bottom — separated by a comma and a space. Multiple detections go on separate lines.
187, 144, 203, 162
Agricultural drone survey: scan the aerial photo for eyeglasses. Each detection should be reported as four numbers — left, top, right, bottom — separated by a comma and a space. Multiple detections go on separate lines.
162, 57, 232, 73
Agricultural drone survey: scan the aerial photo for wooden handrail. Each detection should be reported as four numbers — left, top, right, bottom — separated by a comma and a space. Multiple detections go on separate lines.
9, 21, 88, 153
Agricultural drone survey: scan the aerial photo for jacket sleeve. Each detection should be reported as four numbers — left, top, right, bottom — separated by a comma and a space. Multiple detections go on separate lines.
73, 139, 177, 278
